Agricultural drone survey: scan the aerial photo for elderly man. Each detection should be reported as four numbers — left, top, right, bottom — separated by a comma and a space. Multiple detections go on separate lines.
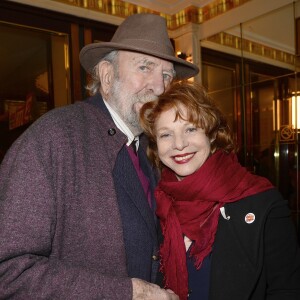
0, 14, 198, 299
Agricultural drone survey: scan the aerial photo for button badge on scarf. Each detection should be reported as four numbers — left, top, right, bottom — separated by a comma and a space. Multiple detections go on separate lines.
245, 213, 255, 224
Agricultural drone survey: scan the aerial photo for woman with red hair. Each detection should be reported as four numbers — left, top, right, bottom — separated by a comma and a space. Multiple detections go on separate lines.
140, 81, 300, 300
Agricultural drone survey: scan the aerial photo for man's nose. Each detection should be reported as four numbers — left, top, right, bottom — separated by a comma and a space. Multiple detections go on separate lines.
148, 73, 166, 96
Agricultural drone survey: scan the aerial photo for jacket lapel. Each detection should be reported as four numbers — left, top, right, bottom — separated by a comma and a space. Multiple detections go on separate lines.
210, 200, 263, 299
114, 146, 158, 239
88, 94, 158, 239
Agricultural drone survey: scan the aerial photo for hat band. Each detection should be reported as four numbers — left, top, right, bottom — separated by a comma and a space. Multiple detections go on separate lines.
111, 38, 175, 57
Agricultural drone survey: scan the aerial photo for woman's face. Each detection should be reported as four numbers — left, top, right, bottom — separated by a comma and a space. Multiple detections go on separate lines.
155, 105, 211, 181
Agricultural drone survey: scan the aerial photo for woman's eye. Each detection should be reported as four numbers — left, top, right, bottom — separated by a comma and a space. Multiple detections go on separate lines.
187, 127, 197, 133
159, 133, 170, 138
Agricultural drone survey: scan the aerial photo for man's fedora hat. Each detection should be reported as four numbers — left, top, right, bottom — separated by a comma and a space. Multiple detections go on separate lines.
79, 13, 199, 80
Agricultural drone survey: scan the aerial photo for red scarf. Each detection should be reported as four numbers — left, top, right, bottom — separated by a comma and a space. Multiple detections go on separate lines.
155, 150, 273, 300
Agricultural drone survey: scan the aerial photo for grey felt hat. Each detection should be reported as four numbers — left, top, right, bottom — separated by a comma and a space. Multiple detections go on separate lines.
79, 13, 199, 80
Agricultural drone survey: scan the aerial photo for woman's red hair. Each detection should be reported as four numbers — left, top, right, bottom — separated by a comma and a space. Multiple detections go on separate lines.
140, 81, 237, 169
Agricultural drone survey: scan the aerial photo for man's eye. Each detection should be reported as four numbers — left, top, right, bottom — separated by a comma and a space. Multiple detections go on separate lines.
163, 73, 173, 81
139, 65, 150, 71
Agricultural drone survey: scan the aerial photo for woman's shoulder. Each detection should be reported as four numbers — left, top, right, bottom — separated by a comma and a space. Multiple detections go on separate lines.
223, 188, 290, 222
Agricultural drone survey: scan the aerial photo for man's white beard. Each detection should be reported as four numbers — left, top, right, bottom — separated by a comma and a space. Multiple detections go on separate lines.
109, 79, 158, 136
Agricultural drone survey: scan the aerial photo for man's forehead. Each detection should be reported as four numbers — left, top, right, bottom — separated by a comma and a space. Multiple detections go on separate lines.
119, 50, 174, 68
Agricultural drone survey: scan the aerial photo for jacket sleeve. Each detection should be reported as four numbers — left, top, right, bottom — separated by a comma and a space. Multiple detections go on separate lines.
264, 192, 300, 300
0, 122, 132, 300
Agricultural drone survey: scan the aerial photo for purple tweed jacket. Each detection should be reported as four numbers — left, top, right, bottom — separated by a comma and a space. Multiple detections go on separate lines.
0, 95, 141, 299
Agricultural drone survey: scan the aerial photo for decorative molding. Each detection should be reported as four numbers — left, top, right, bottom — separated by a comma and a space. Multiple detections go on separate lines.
8, 0, 297, 68
204, 31, 295, 69
51, 0, 252, 29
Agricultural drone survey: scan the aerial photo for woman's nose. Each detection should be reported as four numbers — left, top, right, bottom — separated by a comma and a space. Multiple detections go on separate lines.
173, 134, 188, 150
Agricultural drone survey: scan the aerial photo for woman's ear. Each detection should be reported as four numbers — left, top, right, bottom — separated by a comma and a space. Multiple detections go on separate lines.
98, 61, 114, 96
210, 133, 217, 144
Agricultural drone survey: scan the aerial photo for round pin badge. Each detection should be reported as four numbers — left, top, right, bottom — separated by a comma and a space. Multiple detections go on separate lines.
245, 212, 255, 224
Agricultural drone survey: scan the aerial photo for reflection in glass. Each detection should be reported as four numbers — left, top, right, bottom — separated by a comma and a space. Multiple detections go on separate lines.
0, 22, 70, 163
200, 2, 300, 234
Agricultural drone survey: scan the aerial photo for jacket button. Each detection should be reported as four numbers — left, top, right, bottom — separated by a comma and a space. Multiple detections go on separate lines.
152, 255, 158, 261
108, 128, 116, 136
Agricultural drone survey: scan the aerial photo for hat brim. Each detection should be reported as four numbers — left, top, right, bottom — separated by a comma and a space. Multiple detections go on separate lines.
79, 42, 199, 80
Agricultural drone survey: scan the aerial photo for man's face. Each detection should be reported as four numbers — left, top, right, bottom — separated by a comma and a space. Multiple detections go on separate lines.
106, 51, 175, 136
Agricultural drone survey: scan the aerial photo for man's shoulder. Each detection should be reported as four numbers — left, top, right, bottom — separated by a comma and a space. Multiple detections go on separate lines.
33, 95, 107, 128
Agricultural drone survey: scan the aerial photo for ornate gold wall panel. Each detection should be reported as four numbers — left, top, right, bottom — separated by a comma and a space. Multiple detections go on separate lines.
51, 0, 252, 29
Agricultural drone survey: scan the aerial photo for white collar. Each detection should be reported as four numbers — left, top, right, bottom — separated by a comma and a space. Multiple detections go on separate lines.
103, 99, 139, 149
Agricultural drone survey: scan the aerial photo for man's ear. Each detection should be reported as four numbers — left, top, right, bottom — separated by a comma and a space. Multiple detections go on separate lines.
98, 61, 114, 96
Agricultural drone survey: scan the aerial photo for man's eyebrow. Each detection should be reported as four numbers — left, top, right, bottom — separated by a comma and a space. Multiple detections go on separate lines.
134, 57, 156, 66
165, 68, 176, 77
133, 56, 176, 76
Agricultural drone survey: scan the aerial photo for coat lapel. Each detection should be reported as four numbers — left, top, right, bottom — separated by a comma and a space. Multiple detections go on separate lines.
210, 200, 264, 299
87, 94, 159, 239
114, 146, 158, 239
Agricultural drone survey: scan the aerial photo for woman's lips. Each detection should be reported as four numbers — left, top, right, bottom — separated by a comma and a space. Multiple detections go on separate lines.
172, 153, 195, 163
